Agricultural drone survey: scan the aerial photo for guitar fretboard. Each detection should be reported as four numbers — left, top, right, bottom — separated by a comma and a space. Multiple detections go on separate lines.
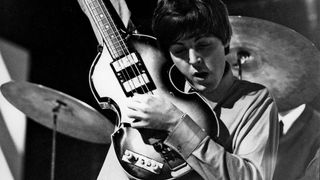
86, 0, 128, 59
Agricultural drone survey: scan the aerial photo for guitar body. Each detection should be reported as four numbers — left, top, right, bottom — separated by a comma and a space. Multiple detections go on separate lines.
90, 34, 222, 179
80, 0, 228, 179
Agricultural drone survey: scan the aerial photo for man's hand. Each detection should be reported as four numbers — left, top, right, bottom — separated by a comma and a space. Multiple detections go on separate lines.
126, 94, 184, 132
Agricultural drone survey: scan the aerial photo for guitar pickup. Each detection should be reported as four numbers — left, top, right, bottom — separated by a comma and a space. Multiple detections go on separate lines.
110, 52, 156, 97
121, 149, 164, 174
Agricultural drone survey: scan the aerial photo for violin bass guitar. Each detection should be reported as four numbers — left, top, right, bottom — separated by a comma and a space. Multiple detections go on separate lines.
79, 0, 225, 179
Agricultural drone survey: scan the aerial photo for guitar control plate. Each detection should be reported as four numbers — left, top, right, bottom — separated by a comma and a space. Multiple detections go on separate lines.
122, 149, 164, 174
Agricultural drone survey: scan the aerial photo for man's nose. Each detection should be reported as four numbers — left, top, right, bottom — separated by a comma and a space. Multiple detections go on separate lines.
188, 49, 202, 65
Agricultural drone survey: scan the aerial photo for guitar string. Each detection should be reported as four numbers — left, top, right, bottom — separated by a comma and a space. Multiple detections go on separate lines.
114, 31, 152, 95
89, 0, 136, 94
101, 0, 152, 95
100, 0, 141, 94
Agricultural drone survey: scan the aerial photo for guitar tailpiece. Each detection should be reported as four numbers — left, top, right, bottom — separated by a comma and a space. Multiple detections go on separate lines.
121, 149, 164, 174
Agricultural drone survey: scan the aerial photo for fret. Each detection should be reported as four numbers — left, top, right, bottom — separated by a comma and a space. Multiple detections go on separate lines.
89, 1, 99, 8
93, 6, 103, 15
103, 39, 127, 57
107, 48, 127, 59
98, 14, 104, 18
110, 35, 120, 44
114, 43, 127, 52
98, 20, 104, 27
98, 17, 108, 25
103, 33, 128, 56
116, 43, 127, 53
92, 9, 99, 16
100, 24, 110, 31
108, 46, 122, 57
106, 29, 115, 37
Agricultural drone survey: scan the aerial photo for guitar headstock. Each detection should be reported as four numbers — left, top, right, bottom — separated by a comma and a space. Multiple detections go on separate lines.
77, 0, 88, 14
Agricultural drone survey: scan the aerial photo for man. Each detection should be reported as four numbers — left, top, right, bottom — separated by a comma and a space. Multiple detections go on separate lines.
273, 104, 320, 180
97, 0, 279, 179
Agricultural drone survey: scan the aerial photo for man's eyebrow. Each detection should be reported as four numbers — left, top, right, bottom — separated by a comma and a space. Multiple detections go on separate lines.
172, 42, 184, 46
195, 36, 204, 41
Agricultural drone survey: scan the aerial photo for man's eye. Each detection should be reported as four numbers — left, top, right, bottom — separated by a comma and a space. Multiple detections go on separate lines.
197, 42, 211, 48
171, 48, 187, 55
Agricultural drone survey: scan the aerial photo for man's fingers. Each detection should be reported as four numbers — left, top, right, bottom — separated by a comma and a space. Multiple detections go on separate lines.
130, 120, 149, 128
126, 108, 148, 120
126, 100, 143, 111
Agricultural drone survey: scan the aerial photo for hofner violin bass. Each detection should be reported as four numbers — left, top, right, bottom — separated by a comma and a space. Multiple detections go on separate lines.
79, 0, 228, 179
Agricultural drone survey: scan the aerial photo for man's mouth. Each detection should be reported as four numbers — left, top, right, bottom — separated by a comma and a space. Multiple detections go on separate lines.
193, 72, 209, 79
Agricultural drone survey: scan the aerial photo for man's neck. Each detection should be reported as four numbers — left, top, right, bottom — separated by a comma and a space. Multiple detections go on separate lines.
201, 63, 235, 103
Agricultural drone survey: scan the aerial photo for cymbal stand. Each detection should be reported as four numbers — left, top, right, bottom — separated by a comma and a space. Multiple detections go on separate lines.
237, 53, 243, 80
50, 100, 66, 180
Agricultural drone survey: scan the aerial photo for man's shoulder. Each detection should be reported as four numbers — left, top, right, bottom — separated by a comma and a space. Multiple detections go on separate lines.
232, 79, 272, 99
236, 78, 267, 90
221, 78, 274, 110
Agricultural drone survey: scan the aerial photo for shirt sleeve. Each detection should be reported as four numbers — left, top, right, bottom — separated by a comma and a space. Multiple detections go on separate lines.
164, 93, 279, 180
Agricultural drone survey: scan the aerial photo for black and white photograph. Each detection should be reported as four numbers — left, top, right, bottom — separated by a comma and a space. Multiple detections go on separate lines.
0, 0, 320, 179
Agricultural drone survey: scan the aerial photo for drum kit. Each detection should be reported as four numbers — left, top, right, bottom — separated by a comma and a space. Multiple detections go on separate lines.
0, 16, 319, 179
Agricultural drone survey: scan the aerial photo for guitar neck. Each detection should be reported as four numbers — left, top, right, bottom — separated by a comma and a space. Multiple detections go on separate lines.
82, 0, 158, 97
84, 0, 129, 59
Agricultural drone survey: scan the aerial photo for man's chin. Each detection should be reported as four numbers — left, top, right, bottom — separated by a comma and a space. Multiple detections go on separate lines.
192, 82, 218, 94
192, 83, 208, 92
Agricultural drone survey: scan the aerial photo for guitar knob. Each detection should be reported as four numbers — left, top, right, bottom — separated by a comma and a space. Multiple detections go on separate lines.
152, 164, 161, 174
146, 160, 152, 167
139, 158, 145, 165
151, 162, 157, 167
124, 151, 135, 162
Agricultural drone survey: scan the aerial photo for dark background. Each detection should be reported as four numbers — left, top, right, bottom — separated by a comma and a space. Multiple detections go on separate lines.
0, 0, 319, 179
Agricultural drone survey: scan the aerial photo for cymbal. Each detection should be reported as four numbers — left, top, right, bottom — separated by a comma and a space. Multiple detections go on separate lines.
310, 93, 320, 111
0, 81, 114, 144
226, 16, 320, 112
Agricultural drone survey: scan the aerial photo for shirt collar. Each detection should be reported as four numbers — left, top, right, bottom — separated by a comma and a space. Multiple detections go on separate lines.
278, 104, 306, 134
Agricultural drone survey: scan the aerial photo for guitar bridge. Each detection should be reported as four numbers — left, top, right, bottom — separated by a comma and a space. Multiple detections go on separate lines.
121, 149, 164, 174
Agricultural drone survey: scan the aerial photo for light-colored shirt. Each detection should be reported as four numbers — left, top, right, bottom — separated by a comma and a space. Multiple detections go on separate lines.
165, 79, 279, 179
278, 104, 306, 134
97, 65, 279, 180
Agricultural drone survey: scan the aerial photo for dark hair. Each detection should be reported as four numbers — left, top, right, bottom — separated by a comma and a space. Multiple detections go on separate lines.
152, 0, 232, 54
